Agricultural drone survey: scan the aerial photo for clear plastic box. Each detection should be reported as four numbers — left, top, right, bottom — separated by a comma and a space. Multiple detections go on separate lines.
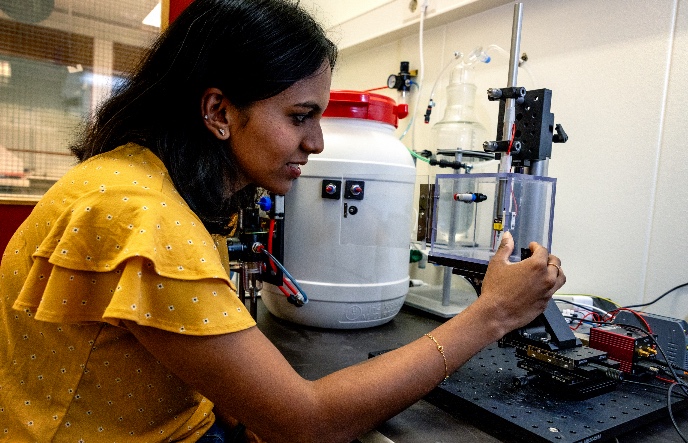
430, 172, 556, 266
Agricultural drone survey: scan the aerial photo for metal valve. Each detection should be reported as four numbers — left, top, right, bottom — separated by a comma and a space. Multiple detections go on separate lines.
324, 183, 337, 195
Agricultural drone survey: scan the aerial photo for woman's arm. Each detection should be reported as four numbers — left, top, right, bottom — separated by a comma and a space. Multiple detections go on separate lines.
124, 232, 564, 443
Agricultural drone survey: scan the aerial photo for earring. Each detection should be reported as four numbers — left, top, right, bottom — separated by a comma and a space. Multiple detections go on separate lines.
219, 129, 225, 136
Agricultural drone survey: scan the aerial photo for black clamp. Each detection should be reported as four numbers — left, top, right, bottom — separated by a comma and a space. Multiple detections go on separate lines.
483, 140, 522, 154
483, 88, 567, 167
487, 87, 527, 104
417, 150, 471, 171
553, 124, 568, 143
428, 158, 470, 171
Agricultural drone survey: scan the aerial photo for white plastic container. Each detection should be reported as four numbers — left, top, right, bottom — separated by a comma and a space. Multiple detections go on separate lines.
262, 90, 416, 328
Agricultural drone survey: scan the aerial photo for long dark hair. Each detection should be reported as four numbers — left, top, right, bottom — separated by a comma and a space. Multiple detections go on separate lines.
70, 0, 337, 233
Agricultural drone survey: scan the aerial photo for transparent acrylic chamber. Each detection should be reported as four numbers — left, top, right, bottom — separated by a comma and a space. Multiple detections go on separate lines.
430, 173, 556, 266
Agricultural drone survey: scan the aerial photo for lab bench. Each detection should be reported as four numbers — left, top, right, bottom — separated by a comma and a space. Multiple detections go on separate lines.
255, 299, 687, 443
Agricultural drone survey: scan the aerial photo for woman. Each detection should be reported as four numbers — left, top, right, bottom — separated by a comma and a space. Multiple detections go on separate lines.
0, 0, 565, 442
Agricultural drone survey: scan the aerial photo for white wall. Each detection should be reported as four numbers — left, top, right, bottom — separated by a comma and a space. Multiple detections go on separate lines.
327, 0, 688, 320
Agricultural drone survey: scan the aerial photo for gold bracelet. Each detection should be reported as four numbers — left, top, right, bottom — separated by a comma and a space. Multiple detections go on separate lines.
424, 333, 449, 381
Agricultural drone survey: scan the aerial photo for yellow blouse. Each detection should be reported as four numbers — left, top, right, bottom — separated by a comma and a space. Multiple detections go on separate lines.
0, 143, 256, 442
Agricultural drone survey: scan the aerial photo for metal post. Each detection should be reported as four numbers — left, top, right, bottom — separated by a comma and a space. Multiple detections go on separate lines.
493, 3, 524, 249
499, 2, 523, 175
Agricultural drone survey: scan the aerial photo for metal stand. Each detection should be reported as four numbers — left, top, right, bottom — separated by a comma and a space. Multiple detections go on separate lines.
404, 279, 476, 318
236, 262, 260, 320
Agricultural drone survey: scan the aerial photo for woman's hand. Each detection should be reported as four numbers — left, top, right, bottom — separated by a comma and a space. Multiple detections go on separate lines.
477, 231, 566, 337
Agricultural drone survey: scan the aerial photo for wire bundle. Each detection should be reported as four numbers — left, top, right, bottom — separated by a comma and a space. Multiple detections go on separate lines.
554, 286, 688, 442
261, 219, 308, 306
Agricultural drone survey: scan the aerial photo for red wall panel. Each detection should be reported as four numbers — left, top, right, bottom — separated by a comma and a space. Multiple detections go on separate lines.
169, 0, 194, 24
1, 204, 35, 254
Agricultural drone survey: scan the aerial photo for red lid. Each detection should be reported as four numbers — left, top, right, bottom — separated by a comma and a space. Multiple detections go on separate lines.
323, 90, 409, 128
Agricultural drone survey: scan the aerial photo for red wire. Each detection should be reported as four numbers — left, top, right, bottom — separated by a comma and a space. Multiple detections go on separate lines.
510, 188, 518, 215
502, 123, 517, 222
363, 86, 388, 92
277, 285, 291, 297
283, 278, 298, 295
570, 311, 599, 331
494, 124, 514, 250
267, 219, 277, 273
609, 307, 654, 334
268, 219, 274, 251
266, 218, 296, 297
656, 376, 677, 384
507, 123, 516, 155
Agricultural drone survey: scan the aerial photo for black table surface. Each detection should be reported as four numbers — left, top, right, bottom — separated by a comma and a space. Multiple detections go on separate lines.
255, 299, 687, 442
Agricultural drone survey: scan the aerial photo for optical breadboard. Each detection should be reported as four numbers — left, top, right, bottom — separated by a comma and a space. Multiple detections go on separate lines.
371, 344, 687, 442
430, 344, 687, 442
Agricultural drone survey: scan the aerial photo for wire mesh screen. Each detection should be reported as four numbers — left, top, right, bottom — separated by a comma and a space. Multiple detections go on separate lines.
0, 0, 159, 198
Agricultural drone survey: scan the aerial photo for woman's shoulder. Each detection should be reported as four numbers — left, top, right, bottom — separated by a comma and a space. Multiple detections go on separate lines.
40, 143, 176, 209
77, 143, 168, 185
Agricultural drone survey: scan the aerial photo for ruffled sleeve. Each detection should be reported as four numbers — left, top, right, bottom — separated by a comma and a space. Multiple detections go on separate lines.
12, 177, 256, 334
33, 186, 229, 280
13, 256, 255, 335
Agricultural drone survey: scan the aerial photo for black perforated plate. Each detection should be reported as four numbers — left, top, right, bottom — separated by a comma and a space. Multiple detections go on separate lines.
422, 344, 687, 442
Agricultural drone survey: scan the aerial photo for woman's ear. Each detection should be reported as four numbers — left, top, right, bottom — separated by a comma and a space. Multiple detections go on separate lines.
201, 88, 230, 140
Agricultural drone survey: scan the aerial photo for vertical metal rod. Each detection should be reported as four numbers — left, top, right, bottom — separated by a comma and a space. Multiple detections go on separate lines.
507, 3, 523, 89
499, 2, 524, 174
442, 151, 464, 306
238, 264, 246, 305
529, 159, 549, 177
493, 3, 524, 249
441, 267, 453, 306
250, 276, 258, 319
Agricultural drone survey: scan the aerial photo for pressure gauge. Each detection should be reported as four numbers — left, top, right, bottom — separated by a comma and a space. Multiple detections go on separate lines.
387, 74, 398, 89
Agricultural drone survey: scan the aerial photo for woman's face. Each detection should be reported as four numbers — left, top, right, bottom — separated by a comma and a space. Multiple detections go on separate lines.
226, 64, 332, 195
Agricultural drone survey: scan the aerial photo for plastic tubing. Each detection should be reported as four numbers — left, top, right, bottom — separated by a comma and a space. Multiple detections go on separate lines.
425, 51, 463, 119
399, 1, 429, 144
485, 44, 538, 88
260, 248, 309, 304
409, 0, 429, 152
424, 46, 492, 126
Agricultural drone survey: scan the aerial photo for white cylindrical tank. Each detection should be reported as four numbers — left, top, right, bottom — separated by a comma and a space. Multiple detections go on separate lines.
262, 90, 416, 328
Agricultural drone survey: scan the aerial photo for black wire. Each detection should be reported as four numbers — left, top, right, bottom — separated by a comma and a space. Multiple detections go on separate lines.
613, 323, 688, 395
616, 320, 688, 443
569, 317, 688, 441
549, 314, 688, 441
668, 382, 688, 443
612, 323, 688, 442
673, 362, 688, 374
621, 377, 688, 442
622, 379, 688, 399
653, 359, 688, 374
622, 282, 688, 309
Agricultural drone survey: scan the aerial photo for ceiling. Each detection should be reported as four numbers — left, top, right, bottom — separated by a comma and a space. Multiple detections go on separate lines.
0, 0, 396, 45
301, 0, 393, 28
0, 0, 158, 29
0, 0, 401, 31
52, 0, 159, 29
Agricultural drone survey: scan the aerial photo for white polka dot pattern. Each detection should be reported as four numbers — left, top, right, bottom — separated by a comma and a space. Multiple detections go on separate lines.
0, 144, 255, 441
